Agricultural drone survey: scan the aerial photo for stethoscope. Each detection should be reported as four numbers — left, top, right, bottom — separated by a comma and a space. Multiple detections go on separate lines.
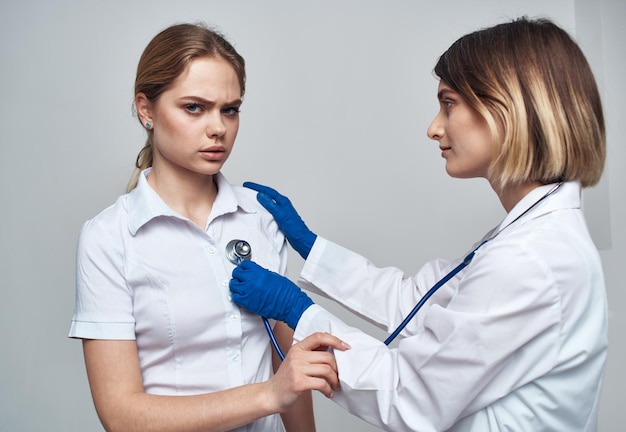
226, 182, 563, 356
225, 240, 286, 360
384, 181, 564, 345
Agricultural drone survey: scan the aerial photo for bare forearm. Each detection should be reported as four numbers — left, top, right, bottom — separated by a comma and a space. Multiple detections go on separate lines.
84, 334, 347, 432
95, 382, 278, 432
272, 322, 316, 432
84, 340, 282, 432
280, 390, 315, 432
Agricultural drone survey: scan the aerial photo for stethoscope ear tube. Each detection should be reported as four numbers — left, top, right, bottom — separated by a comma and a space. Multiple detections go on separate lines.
384, 242, 484, 345
383, 182, 563, 346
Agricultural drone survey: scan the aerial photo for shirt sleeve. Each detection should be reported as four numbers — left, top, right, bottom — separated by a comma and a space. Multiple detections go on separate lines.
294, 237, 562, 431
68, 217, 136, 340
299, 237, 459, 333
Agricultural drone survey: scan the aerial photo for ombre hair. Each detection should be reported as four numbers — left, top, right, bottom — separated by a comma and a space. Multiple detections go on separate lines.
434, 17, 605, 188
127, 23, 246, 191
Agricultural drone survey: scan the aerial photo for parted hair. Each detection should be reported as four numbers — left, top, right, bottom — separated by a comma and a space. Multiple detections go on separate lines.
127, 22, 246, 191
434, 17, 605, 188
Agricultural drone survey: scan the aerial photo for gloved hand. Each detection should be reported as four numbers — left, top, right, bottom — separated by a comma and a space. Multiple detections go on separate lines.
230, 260, 314, 329
244, 182, 317, 259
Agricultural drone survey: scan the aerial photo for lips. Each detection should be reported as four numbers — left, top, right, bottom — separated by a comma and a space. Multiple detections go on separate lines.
200, 145, 227, 161
201, 144, 226, 152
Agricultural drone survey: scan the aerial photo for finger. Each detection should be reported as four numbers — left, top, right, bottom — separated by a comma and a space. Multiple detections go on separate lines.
228, 278, 243, 294
298, 332, 351, 352
237, 259, 261, 272
242, 181, 264, 191
310, 363, 341, 392
288, 341, 345, 392
294, 351, 341, 380
243, 181, 280, 198
283, 373, 335, 400
294, 361, 341, 394
245, 182, 292, 208
231, 262, 262, 285
256, 192, 282, 213
309, 376, 336, 399
231, 264, 247, 280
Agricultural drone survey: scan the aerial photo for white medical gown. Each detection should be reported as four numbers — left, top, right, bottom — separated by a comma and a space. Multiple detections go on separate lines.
295, 181, 608, 431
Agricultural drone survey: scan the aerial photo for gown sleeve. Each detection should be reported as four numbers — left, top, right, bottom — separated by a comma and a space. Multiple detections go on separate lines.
294, 236, 561, 431
299, 237, 460, 334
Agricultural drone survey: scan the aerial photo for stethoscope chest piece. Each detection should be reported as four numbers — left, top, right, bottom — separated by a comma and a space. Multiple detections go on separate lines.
224, 238, 284, 360
226, 239, 252, 265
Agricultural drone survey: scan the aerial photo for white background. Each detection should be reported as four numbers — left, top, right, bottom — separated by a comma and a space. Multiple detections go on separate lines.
0, 0, 623, 430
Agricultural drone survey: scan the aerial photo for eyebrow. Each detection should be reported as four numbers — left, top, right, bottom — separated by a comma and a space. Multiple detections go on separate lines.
437, 89, 454, 101
180, 95, 242, 106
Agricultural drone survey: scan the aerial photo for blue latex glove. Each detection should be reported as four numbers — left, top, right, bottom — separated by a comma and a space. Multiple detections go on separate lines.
244, 182, 317, 259
230, 260, 314, 329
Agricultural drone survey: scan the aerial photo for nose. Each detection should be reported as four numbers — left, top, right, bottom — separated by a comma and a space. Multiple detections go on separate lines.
206, 111, 227, 138
427, 112, 444, 141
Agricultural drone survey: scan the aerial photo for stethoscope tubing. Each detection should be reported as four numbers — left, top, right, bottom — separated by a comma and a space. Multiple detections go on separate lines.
227, 182, 563, 356
384, 182, 563, 346
226, 240, 286, 360
384, 241, 486, 345
263, 317, 286, 360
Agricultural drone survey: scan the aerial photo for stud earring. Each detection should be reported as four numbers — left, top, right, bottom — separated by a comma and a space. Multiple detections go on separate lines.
145, 122, 152, 129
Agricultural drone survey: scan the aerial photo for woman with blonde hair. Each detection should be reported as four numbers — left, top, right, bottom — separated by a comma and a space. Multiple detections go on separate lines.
230, 17, 608, 431
69, 23, 346, 432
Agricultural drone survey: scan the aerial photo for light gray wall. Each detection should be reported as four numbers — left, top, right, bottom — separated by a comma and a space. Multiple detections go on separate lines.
0, 0, 623, 430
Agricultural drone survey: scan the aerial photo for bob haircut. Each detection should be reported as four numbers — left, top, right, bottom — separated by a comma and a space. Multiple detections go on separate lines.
128, 23, 246, 191
433, 17, 605, 188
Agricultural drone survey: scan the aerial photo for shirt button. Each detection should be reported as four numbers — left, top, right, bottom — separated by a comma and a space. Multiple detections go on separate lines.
232, 353, 240, 362
208, 246, 216, 254
231, 313, 240, 321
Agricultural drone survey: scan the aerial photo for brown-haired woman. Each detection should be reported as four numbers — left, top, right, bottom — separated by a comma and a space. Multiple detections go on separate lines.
229, 17, 608, 431
69, 23, 347, 432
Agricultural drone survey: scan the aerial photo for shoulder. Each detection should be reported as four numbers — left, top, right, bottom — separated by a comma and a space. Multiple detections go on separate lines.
469, 208, 602, 299
230, 183, 262, 209
216, 177, 284, 241
502, 207, 598, 272
78, 195, 130, 251
228, 182, 277, 223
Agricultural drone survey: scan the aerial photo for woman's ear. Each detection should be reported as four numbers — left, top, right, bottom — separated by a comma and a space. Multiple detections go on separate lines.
135, 93, 153, 128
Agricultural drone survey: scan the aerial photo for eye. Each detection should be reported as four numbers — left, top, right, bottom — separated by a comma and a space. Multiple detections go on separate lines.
222, 106, 241, 116
184, 103, 204, 114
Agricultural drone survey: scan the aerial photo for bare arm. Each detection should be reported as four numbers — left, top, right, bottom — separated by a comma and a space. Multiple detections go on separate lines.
83, 339, 278, 432
83, 333, 346, 432
272, 321, 315, 432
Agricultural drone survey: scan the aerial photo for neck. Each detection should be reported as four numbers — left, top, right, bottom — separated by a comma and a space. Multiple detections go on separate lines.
491, 180, 542, 213
147, 166, 218, 228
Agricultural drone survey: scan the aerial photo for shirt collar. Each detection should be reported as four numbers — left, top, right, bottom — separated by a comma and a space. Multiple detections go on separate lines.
495, 181, 581, 233
126, 168, 257, 235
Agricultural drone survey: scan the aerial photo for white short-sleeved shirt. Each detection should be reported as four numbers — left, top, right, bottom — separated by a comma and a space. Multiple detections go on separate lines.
295, 181, 608, 431
69, 169, 287, 432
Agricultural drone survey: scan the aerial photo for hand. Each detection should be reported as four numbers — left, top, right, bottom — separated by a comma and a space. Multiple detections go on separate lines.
230, 260, 314, 329
267, 332, 350, 411
244, 182, 317, 259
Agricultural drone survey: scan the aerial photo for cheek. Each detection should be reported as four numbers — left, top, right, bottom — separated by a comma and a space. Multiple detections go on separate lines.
464, 113, 494, 154
226, 119, 240, 140
153, 109, 185, 136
